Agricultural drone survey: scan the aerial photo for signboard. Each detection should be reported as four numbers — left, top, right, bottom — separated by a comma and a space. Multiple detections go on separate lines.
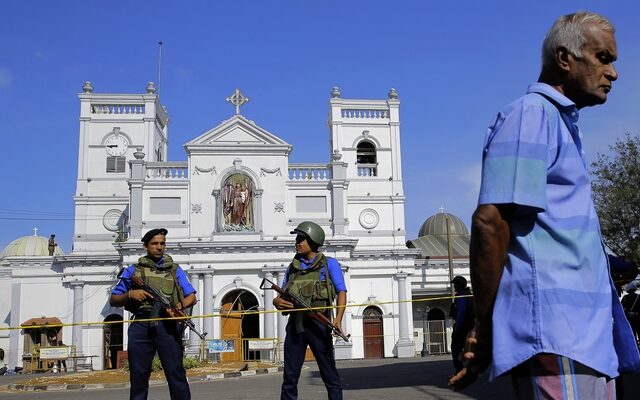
39, 346, 69, 360
247, 339, 275, 350
207, 339, 235, 353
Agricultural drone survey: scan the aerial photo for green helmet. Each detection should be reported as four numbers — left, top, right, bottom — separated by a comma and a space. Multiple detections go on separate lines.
290, 221, 325, 246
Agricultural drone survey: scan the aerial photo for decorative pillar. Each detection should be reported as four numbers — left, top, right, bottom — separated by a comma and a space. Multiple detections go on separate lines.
8, 282, 22, 370
128, 151, 146, 240
70, 281, 85, 356
254, 189, 264, 233
203, 272, 214, 340
212, 190, 221, 232
262, 270, 275, 339
334, 265, 353, 359
394, 272, 414, 357
329, 152, 349, 236
187, 273, 202, 356
277, 270, 287, 357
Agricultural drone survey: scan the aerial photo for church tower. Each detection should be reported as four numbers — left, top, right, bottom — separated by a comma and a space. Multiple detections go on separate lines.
328, 87, 406, 247
73, 82, 169, 253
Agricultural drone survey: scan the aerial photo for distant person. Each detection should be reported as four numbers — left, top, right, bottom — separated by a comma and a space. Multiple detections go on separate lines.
621, 285, 640, 343
449, 276, 474, 374
48, 234, 57, 256
449, 11, 640, 398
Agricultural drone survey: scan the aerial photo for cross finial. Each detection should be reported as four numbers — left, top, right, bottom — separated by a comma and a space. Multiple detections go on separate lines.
33, 227, 38, 236
226, 88, 250, 115
438, 206, 445, 213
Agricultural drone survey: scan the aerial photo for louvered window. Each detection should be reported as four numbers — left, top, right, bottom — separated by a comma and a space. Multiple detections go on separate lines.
106, 156, 126, 173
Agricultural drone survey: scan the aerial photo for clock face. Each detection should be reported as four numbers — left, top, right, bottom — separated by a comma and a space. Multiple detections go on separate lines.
105, 135, 129, 156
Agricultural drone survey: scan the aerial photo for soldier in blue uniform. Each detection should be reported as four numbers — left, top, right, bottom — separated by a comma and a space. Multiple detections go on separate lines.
110, 228, 197, 400
274, 221, 347, 400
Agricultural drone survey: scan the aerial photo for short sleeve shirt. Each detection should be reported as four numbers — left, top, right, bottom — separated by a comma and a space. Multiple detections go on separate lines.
478, 83, 640, 379
282, 255, 347, 293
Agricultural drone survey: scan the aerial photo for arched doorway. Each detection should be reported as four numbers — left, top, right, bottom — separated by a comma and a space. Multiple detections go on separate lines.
363, 306, 384, 359
220, 290, 259, 361
427, 308, 445, 321
103, 314, 123, 369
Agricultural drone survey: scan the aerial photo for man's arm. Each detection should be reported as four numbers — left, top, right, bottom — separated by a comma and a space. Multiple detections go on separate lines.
449, 203, 512, 390
333, 291, 347, 331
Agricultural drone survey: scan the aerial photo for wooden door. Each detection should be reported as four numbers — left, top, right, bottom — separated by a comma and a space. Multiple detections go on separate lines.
221, 299, 243, 362
363, 307, 383, 359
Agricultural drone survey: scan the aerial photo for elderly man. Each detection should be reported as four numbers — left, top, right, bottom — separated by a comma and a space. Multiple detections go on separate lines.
449, 12, 640, 399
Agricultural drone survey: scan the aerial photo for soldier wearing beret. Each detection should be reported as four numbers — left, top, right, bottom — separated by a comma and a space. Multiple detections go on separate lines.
110, 228, 197, 400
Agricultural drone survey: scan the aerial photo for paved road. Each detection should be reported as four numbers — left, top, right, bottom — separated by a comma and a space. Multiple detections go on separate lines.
1, 356, 638, 399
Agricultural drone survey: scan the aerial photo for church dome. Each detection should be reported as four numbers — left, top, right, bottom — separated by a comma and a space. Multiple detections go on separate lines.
1, 235, 65, 257
418, 212, 469, 237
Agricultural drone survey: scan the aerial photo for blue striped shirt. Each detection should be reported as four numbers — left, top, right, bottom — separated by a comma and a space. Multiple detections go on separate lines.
478, 83, 640, 379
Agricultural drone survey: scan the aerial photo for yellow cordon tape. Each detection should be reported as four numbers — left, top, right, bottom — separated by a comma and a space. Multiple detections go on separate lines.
0, 294, 474, 331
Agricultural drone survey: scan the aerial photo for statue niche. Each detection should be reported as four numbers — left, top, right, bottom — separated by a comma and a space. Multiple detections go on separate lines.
221, 174, 254, 232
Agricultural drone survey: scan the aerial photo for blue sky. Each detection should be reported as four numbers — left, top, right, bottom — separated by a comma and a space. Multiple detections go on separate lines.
1, 1, 639, 253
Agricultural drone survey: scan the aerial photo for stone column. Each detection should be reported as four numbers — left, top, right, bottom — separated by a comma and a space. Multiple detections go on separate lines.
262, 270, 275, 339
329, 153, 349, 236
334, 265, 353, 359
203, 272, 214, 340
70, 281, 85, 356
128, 153, 146, 240
254, 189, 264, 233
277, 270, 287, 358
394, 272, 414, 358
187, 273, 202, 357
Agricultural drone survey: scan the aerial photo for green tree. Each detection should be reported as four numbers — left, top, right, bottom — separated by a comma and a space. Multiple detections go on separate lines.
591, 133, 640, 264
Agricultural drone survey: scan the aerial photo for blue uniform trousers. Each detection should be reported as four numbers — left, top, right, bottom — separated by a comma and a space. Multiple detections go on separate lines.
128, 319, 191, 400
281, 316, 343, 400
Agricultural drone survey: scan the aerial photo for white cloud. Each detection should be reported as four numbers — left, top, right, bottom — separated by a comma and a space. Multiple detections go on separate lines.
0, 68, 13, 88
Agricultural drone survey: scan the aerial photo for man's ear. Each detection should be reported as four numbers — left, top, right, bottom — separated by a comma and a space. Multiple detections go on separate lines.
555, 46, 572, 72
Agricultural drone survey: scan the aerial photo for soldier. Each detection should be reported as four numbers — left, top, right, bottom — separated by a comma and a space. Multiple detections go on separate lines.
274, 221, 347, 400
110, 228, 197, 400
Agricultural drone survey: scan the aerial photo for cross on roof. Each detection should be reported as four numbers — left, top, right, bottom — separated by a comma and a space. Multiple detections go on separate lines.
33, 227, 38, 236
438, 206, 445, 213
226, 88, 250, 115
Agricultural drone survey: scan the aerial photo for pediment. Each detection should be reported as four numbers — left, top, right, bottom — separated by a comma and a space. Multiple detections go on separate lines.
185, 115, 291, 147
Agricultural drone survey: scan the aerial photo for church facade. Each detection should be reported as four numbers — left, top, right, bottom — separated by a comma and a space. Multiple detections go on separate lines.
1, 82, 425, 370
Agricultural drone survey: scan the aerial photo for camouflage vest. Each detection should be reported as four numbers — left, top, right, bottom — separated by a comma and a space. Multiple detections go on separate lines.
131, 255, 184, 314
284, 253, 336, 333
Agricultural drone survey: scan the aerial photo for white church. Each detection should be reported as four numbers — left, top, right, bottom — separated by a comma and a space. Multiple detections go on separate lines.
0, 82, 471, 371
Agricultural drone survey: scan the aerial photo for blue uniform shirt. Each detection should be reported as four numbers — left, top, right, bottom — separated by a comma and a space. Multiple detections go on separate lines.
478, 83, 640, 379
282, 255, 347, 293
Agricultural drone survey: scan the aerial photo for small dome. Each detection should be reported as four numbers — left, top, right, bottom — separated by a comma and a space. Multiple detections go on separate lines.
1, 235, 65, 257
418, 212, 469, 237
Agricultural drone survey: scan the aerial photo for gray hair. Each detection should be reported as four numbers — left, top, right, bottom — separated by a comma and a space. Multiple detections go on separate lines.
542, 12, 615, 68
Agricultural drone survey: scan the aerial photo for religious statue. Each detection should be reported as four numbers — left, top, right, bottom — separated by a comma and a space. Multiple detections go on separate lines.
48, 234, 57, 256
221, 174, 254, 231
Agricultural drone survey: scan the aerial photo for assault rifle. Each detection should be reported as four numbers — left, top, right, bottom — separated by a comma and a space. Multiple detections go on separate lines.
131, 276, 207, 341
260, 278, 350, 342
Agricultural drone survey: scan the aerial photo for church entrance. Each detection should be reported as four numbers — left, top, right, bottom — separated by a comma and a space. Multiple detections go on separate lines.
103, 314, 123, 369
220, 290, 259, 362
363, 306, 384, 359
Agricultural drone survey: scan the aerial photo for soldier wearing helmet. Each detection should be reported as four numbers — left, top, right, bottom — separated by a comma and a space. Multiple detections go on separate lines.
274, 221, 347, 400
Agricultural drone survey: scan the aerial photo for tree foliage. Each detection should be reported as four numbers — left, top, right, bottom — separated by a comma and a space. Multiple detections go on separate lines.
591, 133, 640, 264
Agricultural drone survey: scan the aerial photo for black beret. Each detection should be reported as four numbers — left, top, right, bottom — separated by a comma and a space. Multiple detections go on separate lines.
141, 228, 168, 244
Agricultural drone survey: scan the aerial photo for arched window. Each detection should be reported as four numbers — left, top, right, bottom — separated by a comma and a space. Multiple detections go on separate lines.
220, 173, 255, 232
356, 141, 377, 177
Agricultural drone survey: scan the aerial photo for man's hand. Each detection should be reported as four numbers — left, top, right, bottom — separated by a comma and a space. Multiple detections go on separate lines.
273, 296, 294, 311
332, 317, 344, 337
128, 289, 153, 302
448, 325, 492, 391
165, 304, 188, 319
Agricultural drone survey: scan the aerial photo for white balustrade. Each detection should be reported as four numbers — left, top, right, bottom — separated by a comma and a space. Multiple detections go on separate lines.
91, 104, 145, 114
288, 164, 332, 180
357, 163, 377, 177
146, 162, 188, 180
341, 108, 389, 119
